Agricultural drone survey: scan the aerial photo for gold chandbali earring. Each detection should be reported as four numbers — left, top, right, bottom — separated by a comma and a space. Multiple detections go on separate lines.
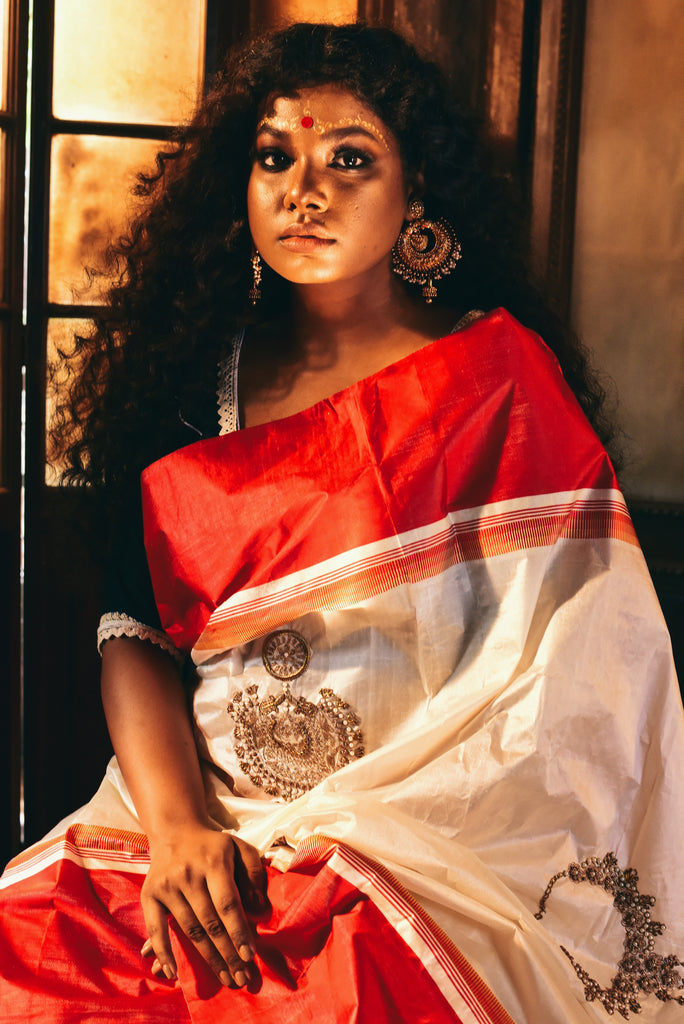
392, 198, 461, 303
249, 250, 262, 306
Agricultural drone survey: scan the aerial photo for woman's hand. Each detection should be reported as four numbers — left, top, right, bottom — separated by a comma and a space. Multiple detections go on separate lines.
101, 639, 268, 987
141, 825, 268, 987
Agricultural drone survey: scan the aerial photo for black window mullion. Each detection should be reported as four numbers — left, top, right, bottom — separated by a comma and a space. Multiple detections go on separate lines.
2, 0, 29, 864
1, 0, 28, 487
51, 118, 176, 141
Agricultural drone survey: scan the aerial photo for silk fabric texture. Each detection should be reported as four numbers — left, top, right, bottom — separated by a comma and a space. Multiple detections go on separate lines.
2, 310, 683, 1022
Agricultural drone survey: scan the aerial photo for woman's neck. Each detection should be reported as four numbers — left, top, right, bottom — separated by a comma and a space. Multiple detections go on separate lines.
289, 269, 456, 360
240, 270, 459, 428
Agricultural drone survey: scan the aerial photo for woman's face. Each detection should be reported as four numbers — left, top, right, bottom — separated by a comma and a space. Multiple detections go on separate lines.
247, 85, 411, 289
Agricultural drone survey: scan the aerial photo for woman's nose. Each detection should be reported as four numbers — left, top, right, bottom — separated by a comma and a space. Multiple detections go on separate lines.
284, 161, 328, 213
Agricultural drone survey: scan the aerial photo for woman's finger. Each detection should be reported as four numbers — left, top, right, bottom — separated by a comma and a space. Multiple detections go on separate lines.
169, 885, 252, 987
140, 890, 177, 981
233, 836, 269, 913
206, 876, 257, 967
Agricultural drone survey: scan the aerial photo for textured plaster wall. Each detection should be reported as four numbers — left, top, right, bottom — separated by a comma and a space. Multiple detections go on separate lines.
572, 0, 684, 501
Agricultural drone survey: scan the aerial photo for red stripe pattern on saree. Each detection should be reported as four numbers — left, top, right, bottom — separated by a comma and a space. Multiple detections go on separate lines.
143, 313, 622, 654
0, 825, 150, 887
292, 835, 516, 1024
195, 493, 636, 654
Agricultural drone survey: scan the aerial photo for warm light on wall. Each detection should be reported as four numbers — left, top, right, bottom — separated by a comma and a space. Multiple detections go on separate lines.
0, 0, 8, 109
572, 0, 684, 500
251, 0, 358, 30
485, 0, 525, 147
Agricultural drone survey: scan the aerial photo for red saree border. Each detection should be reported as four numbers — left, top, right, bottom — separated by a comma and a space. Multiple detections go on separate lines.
291, 835, 516, 1024
195, 494, 636, 654
143, 310, 621, 654
3, 824, 515, 1022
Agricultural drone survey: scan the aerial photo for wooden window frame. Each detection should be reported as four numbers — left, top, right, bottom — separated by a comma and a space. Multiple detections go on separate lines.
9, 0, 244, 858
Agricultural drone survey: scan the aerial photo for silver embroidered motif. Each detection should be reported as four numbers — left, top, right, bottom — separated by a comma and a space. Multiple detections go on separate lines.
227, 683, 365, 801
262, 629, 311, 680
536, 852, 684, 1017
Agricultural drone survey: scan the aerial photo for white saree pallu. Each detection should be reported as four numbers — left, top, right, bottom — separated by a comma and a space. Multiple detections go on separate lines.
1, 309, 683, 1022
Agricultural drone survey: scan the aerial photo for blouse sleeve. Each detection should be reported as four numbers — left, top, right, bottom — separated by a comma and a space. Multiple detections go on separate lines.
98, 352, 234, 664
97, 503, 185, 666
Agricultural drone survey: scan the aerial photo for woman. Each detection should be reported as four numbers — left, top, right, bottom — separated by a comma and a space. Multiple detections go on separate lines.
1, 22, 683, 1024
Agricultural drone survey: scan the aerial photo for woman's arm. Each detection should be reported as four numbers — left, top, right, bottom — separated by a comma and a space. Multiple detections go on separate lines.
101, 636, 267, 987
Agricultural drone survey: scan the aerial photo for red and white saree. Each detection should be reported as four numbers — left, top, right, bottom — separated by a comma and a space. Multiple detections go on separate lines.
2, 310, 683, 1022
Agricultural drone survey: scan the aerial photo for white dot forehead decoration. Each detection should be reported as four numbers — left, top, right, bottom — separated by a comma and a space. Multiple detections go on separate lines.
256, 109, 391, 153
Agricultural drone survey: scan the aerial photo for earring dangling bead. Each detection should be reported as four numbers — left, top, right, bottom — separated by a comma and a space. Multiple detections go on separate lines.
392, 201, 461, 304
249, 250, 262, 306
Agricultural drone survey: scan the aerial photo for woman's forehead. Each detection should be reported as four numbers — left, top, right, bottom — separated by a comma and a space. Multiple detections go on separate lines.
256, 86, 394, 153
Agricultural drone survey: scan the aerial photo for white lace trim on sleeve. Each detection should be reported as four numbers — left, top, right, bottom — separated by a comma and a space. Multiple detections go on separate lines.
452, 309, 486, 331
217, 328, 246, 436
97, 612, 185, 665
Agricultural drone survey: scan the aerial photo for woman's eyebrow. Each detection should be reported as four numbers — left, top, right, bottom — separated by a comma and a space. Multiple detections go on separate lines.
322, 126, 383, 145
255, 124, 287, 140
255, 121, 389, 151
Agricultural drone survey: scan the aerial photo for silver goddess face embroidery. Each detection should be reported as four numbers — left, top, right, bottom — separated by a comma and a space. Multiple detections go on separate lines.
227, 629, 365, 801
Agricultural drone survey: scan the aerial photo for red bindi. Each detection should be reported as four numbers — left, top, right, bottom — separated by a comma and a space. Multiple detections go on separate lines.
301, 116, 314, 129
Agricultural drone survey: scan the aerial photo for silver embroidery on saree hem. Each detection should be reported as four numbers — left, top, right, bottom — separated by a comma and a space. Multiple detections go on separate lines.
536, 852, 684, 1017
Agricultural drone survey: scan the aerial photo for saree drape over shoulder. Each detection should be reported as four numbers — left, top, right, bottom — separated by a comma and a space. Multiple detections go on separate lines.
2, 310, 683, 1022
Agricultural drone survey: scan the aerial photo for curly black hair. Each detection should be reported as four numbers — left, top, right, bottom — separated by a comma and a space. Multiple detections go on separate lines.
50, 21, 620, 522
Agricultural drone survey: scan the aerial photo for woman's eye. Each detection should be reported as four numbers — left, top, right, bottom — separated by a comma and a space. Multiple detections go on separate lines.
330, 149, 372, 170
255, 148, 293, 171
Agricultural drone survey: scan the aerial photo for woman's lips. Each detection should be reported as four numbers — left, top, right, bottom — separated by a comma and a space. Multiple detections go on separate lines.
279, 235, 336, 252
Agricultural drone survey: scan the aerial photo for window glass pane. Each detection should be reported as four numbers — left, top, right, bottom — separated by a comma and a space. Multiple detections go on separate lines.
49, 134, 161, 305
0, 0, 9, 111
52, 0, 206, 124
45, 316, 93, 485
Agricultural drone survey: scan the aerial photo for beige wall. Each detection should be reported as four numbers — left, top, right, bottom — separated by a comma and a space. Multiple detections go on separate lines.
572, 0, 684, 501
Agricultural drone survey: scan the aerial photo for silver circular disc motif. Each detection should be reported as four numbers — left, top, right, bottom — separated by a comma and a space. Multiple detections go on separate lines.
262, 630, 311, 680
